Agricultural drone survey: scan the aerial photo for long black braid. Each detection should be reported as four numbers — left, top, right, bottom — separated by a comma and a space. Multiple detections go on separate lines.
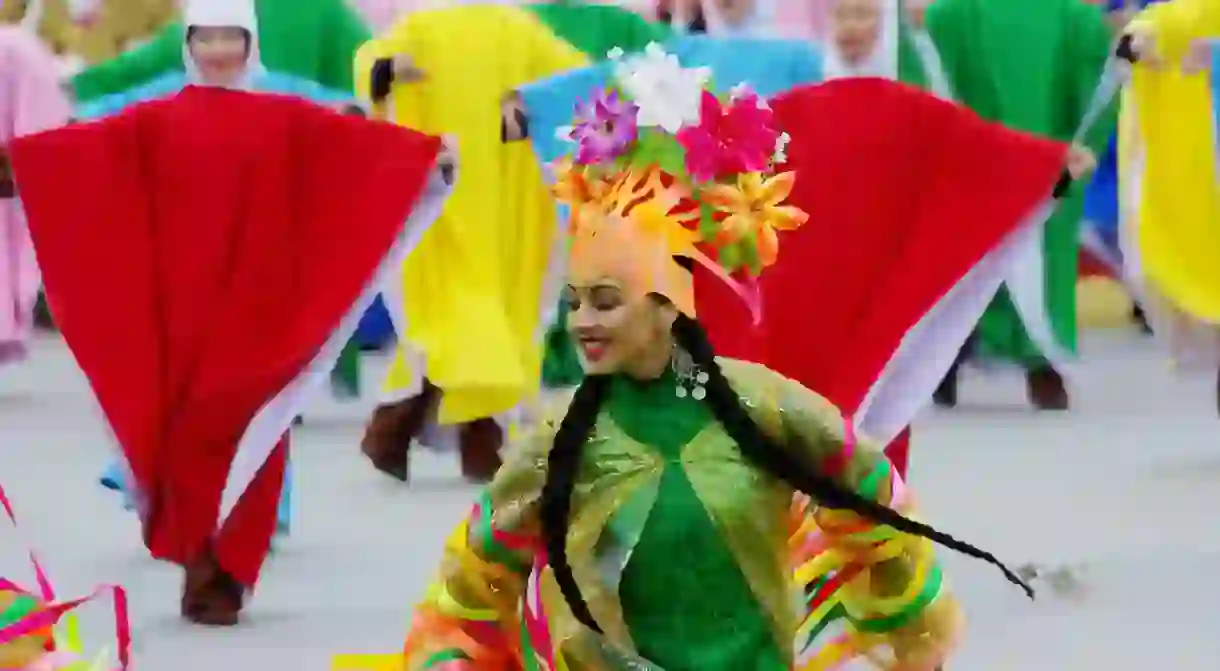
539, 300, 1033, 635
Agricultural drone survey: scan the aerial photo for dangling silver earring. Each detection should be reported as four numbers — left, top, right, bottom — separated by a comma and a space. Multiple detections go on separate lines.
671, 346, 708, 400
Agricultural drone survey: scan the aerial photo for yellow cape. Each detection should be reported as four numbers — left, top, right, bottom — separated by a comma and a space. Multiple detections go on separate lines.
1124, 1, 1220, 321
354, 6, 587, 423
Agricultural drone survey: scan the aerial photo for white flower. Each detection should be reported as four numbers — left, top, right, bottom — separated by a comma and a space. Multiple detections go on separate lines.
613, 43, 709, 134
729, 82, 769, 109
773, 132, 790, 163
606, 47, 625, 61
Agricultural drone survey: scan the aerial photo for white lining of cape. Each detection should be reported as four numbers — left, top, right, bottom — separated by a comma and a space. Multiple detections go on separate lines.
217, 167, 451, 525
855, 203, 1051, 444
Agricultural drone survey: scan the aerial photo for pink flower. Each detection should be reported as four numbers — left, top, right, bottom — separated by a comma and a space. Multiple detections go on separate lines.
676, 90, 777, 182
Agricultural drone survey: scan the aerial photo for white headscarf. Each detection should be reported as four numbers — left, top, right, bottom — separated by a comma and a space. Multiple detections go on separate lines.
181, 0, 265, 89
820, 0, 899, 80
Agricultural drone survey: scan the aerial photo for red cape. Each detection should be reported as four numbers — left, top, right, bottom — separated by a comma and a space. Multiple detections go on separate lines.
696, 78, 1065, 443
11, 87, 442, 583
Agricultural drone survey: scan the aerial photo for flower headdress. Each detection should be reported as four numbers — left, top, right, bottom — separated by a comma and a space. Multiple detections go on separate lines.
553, 42, 807, 319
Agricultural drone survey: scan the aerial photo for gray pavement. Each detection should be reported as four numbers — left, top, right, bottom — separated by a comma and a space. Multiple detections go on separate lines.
2, 330, 1218, 670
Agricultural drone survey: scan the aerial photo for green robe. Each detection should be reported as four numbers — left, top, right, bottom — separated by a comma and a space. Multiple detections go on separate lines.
526, 0, 674, 60
926, 0, 1115, 365
70, 0, 371, 101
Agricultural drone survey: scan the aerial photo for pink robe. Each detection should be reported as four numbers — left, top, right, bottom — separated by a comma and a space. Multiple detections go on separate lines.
0, 27, 70, 363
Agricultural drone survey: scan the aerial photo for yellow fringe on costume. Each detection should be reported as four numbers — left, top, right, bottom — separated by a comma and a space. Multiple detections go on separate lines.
354, 6, 587, 423
1124, 2, 1220, 321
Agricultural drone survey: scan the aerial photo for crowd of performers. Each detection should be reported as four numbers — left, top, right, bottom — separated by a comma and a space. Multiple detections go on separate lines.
0, 0, 1217, 668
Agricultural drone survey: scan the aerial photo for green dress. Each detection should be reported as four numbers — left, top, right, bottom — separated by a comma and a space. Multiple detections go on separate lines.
926, 0, 1116, 365
70, 0, 371, 102
608, 368, 787, 670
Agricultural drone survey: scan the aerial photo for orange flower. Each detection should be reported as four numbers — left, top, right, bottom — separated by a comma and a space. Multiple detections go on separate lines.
701, 171, 807, 267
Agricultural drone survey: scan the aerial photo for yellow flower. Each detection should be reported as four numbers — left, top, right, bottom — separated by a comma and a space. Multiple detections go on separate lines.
701, 171, 808, 267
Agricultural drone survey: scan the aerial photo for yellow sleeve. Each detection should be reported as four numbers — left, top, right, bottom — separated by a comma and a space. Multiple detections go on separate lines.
1129, 0, 1220, 61
764, 370, 962, 671
401, 403, 562, 670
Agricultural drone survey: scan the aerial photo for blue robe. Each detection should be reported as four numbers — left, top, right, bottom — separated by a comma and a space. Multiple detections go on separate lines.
85, 70, 352, 537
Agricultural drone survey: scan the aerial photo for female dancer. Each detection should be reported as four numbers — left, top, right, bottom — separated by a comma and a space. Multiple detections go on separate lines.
401, 50, 1084, 669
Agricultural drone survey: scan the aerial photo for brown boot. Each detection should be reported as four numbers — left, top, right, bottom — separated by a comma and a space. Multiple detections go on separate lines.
1026, 366, 1068, 411
359, 381, 441, 482
181, 551, 245, 626
459, 419, 504, 483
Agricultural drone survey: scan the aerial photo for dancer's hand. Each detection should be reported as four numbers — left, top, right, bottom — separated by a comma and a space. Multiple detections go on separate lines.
1181, 39, 1213, 75
1066, 144, 1097, 179
905, 0, 931, 28
392, 54, 426, 83
438, 134, 458, 184
501, 92, 528, 142
1123, 26, 1162, 66
429, 661, 473, 671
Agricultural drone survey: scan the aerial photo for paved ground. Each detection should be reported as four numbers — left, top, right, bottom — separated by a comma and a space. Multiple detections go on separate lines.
2, 330, 1219, 670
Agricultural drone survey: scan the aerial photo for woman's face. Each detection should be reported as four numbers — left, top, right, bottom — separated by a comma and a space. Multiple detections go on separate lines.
829, 0, 883, 66
565, 279, 670, 375
187, 26, 250, 86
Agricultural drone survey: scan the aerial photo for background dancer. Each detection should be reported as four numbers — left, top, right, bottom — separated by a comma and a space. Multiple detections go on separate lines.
925, 0, 1115, 411
0, 27, 69, 368
1119, 0, 1220, 412
88, 0, 373, 539
9, 44, 451, 625
356, 5, 586, 484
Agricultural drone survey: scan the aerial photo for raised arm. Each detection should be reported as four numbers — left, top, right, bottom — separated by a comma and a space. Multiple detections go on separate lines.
1127, 0, 1220, 61
401, 418, 556, 670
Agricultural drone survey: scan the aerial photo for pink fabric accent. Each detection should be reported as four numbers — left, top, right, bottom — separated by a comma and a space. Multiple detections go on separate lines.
0, 482, 131, 669
349, 0, 526, 32
0, 27, 70, 361
522, 557, 556, 670
775, 0, 825, 38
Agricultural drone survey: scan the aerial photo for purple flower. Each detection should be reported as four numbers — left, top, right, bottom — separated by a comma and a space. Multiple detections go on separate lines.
567, 89, 639, 165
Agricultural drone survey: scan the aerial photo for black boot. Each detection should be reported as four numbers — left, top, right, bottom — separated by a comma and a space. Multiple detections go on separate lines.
934, 332, 976, 408
932, 370, 958, 408
1132, 304, 1152, 335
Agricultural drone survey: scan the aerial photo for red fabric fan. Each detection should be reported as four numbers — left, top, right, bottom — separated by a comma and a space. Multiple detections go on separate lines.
695, 78, 1066, 450
10, 87, 442, 584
